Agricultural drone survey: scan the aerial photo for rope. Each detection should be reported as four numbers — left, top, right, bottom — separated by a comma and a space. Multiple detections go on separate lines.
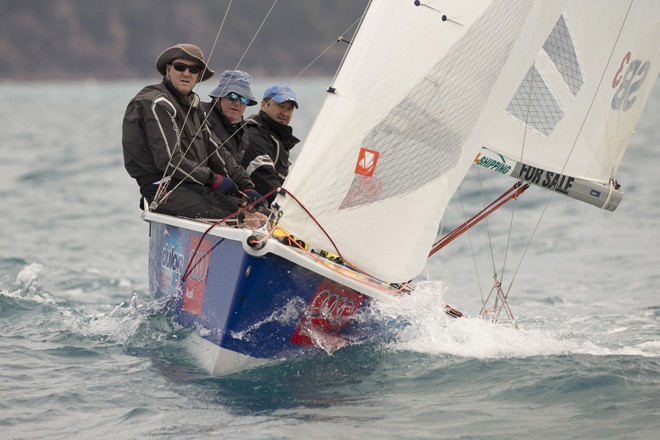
178, 184, 406, 296
278, 188, 347, 264
266, 201, 409, 296
180, 187, 277, 282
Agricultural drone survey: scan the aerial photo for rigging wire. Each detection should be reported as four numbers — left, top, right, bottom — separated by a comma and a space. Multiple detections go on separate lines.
457, 185, 485, 304
150, 0, 363, 212
475, 165, 498, 278
152, 0, 236, 209
488, 60, 537, 322
470, 55, 537, 323
286, 15, 363, 86
496, 1, 633, 318
152, 0, 280, 210
328, 0, 372, 88
439, 182, 527, 317
496, 60, 537, 294
499, 2, 635, 305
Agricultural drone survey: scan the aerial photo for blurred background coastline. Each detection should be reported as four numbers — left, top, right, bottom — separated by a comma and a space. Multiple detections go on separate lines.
0, 0, 368, 81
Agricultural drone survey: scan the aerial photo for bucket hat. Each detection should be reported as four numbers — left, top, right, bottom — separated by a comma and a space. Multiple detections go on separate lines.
209, 70, 257, 105
156, 43, 214, 82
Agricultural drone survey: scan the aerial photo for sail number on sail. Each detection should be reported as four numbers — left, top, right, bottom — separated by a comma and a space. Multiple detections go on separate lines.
611, 51, 651, 111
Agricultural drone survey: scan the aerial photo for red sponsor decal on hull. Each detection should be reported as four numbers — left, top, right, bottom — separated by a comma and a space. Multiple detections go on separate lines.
290, 279, 366, 347
182, 236, 212, 315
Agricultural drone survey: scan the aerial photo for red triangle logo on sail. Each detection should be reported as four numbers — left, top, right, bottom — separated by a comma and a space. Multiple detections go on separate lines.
354, 147, 379, 177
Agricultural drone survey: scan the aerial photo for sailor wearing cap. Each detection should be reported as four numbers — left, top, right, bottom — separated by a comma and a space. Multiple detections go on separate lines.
241, 84, 301, 205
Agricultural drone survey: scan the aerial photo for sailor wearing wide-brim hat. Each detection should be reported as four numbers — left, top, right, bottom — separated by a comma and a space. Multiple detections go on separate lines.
123, 42, 266, 223
155, 43, 215, 82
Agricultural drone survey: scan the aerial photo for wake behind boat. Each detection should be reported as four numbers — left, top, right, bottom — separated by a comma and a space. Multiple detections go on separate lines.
142, 1, 659, 375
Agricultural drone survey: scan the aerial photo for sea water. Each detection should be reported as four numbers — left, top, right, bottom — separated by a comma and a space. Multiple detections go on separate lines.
1, 78, 658, 440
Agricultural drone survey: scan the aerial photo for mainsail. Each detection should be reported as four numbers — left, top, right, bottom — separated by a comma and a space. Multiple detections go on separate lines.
480, 0, 660, 211
275, 0, 568, 283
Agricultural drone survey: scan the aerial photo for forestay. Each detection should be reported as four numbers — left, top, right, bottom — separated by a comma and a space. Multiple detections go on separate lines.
275, 0, 568, 283
482, 0, 660, 208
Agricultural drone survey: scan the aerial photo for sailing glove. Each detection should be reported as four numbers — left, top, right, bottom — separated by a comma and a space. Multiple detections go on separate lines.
211, 174, 240, 196
243, 188, 267, 209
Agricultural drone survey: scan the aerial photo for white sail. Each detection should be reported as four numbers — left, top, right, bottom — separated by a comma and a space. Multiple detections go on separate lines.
276, 0, 567, 283
481, 0, 660, 209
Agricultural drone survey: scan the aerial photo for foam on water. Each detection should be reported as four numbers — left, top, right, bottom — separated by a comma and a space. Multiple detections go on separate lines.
15, 262, 43, 292
6, 260, 658, 368
2, 79, 658, 439
79, 294, 155, 344
2, 263, 175, 349
373, 281, 660, 359
1, 262, 56, 307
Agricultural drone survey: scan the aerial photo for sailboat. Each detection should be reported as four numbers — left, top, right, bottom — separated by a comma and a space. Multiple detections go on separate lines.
142, 0, 659, 375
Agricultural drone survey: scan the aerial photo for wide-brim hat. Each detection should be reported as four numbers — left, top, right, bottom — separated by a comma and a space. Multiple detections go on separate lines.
263, 84, 298, 108
209, 70, 257, 105
156, 43, 214, 82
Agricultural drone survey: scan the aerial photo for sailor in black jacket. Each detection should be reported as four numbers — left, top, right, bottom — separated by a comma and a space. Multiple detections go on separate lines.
122, 44, 265, 225
200, 70, 257, 164
241, 84, 301, 204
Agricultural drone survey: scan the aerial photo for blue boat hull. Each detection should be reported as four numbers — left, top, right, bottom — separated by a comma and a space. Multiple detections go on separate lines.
147, 215, 375, 367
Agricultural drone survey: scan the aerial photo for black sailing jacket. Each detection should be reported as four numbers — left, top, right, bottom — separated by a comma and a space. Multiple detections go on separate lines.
122, 80, 253, 199
241, 110, 300, 203
200, 101, 250, 164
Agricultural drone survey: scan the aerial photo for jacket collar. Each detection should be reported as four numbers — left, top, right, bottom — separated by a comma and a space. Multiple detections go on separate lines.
213, 104, 244, 133
163, 79, 200, 108
256, 110, 299, 147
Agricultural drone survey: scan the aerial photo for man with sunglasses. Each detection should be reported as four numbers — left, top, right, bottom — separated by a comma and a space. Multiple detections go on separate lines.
202, 69, 266, 210
122, 43, 265, 227
202, 70, 258, 163
241, 84, 301, 205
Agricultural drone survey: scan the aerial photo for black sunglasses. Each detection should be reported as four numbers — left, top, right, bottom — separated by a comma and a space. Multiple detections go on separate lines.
225, 92, 250, 105
171, 62, 202, 75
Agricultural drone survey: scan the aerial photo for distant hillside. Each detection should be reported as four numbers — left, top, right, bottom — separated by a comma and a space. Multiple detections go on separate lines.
0, 0, 369, 81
